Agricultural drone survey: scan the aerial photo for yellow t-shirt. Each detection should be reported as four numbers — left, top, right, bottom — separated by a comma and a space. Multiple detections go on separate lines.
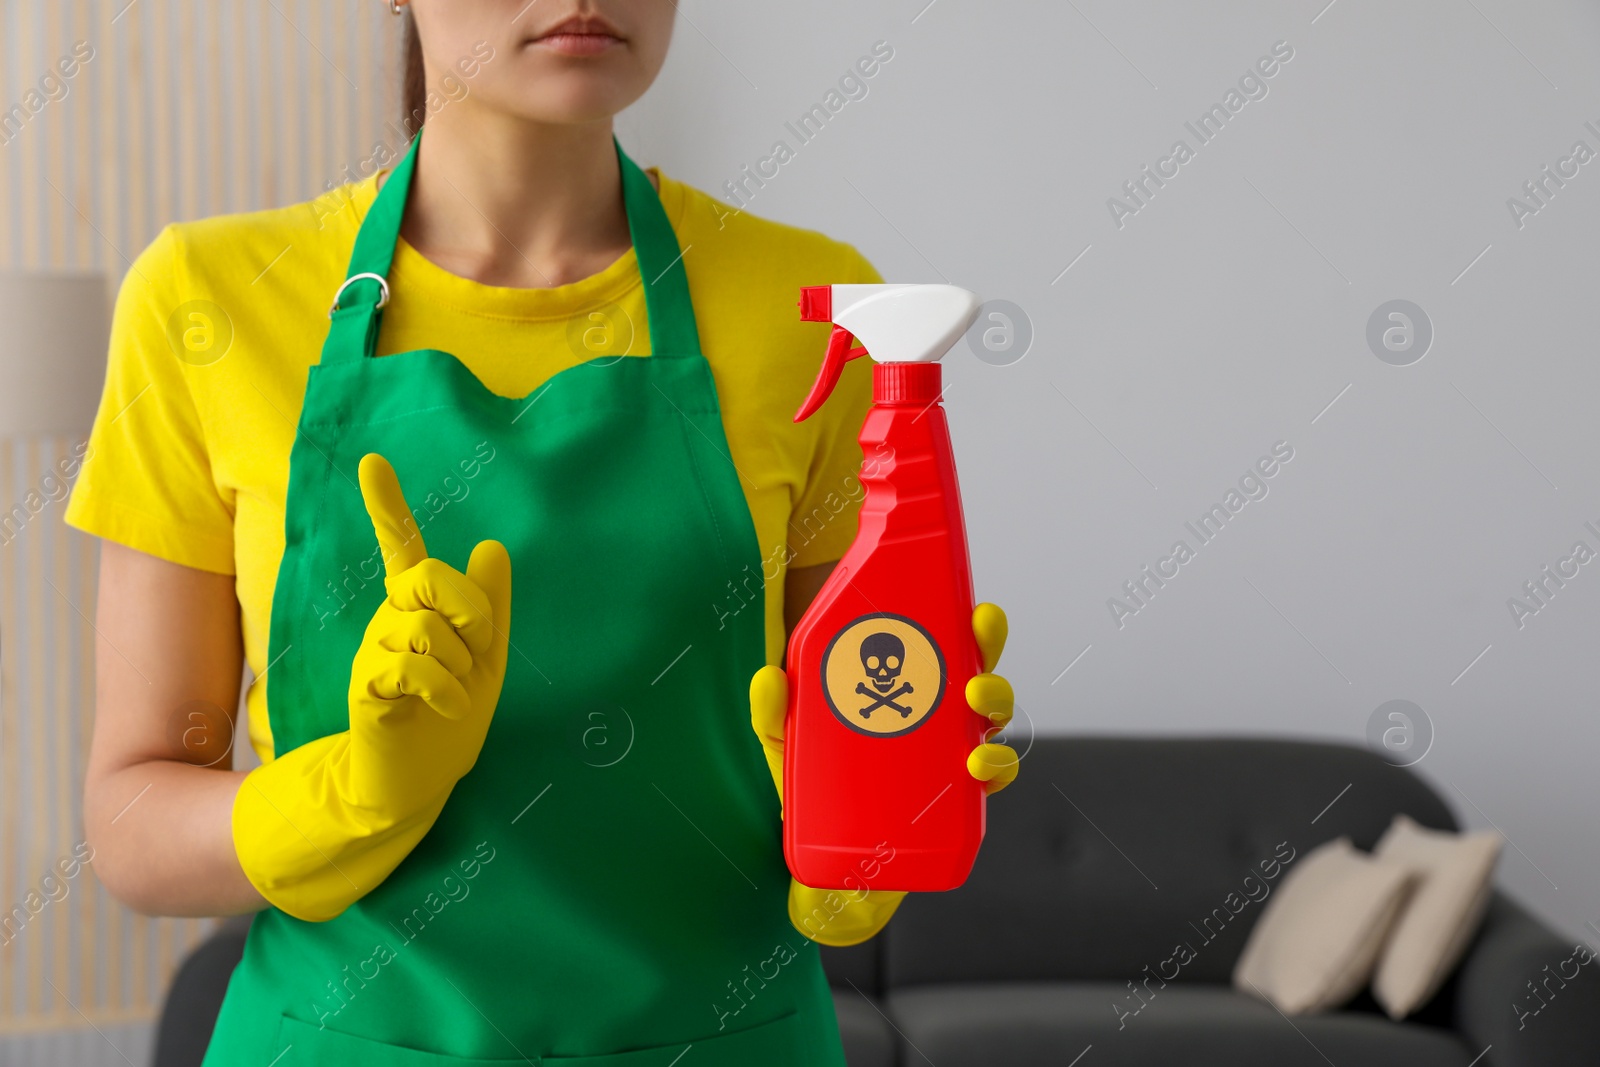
65, 170, 877, 764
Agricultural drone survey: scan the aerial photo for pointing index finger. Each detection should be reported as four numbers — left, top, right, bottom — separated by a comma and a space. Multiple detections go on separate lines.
359, 453, 428, 577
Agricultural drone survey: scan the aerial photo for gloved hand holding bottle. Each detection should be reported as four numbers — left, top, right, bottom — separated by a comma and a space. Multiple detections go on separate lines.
750, 603, 1019, 947
232, 454, 512, 922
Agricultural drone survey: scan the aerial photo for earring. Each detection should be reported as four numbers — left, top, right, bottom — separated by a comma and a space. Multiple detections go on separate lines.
389, 0, 404, 13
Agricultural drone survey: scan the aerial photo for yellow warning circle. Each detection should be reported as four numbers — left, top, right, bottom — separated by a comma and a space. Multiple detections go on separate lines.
821, 613, 947, 738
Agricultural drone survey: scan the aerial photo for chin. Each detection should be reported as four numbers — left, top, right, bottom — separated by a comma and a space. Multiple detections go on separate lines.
494, 73, 645, 126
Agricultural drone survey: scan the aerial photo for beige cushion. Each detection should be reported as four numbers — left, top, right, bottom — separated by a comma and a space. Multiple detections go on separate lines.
1372, 815, 1502, 1019
1233, 837, 1416, 1014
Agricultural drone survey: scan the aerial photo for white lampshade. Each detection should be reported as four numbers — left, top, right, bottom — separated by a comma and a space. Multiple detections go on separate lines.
0, 272, 110, 436
0, 272, 115, 1049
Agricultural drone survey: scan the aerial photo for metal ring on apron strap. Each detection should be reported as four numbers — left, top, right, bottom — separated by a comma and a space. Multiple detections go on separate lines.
328, 271, 391, 317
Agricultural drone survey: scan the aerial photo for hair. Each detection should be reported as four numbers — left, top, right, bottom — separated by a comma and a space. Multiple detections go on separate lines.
402, 11, 426, 135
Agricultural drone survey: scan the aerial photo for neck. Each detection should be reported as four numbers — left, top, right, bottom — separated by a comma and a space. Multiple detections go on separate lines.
394, 108, 636, 289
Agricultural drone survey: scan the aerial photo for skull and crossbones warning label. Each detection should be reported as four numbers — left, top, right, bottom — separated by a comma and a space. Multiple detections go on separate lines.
820, 613, 947, 738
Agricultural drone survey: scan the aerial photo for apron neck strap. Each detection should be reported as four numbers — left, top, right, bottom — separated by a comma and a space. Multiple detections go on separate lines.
617, 141, 701, 358
320, 131, 701, 367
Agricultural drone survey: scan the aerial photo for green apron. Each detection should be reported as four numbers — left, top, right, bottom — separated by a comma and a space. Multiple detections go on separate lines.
204, 136, 845, 1066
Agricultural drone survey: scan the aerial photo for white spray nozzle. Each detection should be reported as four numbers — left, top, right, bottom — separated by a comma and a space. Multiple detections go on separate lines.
827, 284, 981, 363
794, 284, 981, 420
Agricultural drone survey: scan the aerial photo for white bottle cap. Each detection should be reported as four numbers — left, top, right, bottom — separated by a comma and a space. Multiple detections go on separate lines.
829, 284, 981, 363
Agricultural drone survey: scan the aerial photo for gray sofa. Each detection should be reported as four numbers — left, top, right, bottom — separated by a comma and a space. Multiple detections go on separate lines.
820, 737, 1600, 1066
156, 738, 1599, 1066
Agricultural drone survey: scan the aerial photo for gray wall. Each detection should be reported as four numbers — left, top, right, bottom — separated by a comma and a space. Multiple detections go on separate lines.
623, 0, 1600, 944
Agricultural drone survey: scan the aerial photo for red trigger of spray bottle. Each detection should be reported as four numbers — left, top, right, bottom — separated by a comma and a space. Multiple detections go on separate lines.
784, 283, 988, 893
794, 286, 870, 422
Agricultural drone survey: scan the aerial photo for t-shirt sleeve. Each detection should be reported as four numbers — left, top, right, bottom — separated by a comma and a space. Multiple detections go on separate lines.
787, 245, 884, 570
64, 226, 237, 574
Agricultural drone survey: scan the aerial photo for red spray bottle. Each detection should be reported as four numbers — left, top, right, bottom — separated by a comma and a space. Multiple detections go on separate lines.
784, 283, 987, 892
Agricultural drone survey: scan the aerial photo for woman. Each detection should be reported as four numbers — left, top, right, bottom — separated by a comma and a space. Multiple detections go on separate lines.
69, 2, 1017, 1062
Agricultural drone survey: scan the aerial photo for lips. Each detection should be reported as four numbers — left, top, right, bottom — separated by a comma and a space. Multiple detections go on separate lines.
529, 15, 623, 56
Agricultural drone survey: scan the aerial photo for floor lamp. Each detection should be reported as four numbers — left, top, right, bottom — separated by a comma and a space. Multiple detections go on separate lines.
0, 273, 174, 1065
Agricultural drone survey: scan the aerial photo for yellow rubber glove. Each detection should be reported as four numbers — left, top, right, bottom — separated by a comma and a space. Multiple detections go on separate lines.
752, 603, 1019, 946
233, 454, 512, 922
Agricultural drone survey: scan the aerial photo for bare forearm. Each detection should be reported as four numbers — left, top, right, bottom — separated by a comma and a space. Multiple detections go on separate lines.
86, 759, 263, 916
85, 542, 262, 916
